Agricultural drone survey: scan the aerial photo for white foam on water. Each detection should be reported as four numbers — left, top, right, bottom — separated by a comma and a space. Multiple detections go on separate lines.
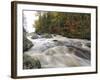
25, 34, 91, 68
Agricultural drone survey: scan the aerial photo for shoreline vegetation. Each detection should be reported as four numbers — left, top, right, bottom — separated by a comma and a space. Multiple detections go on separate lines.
34, 12, 91, 40
23, 11, 91, 69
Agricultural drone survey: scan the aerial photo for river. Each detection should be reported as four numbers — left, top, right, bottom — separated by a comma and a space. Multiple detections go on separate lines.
24, 34, 91, 68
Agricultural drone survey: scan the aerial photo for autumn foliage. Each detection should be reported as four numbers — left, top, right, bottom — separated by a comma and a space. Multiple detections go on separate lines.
34, 11, 91, 40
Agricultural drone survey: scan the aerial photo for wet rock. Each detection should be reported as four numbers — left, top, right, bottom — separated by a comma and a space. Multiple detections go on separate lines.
23, 28, 33, 52
31, 33, 39, 39
43, 46, 90, 67
53, 40, 64, 46
23, 54, 41, 69
23, 34, 33, 51
53, 40, 58, 42
41, 33, 52, 38
85, 42, 91, 48
53, 40, 71, 46
68, 45, 91, 60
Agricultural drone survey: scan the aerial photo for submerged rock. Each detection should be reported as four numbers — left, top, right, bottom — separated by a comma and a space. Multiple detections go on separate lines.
40, 46, 90, 67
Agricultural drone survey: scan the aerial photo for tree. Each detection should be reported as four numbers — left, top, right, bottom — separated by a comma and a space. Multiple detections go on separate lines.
34, 11, 91, 40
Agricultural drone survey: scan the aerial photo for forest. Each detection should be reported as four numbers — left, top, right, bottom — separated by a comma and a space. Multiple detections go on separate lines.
34, 11, 91, 40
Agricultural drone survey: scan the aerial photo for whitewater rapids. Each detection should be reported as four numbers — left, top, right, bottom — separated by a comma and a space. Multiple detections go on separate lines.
24, 34, 91, 68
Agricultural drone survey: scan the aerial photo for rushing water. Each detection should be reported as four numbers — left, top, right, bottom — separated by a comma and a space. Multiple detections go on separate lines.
24, 34, 91, 68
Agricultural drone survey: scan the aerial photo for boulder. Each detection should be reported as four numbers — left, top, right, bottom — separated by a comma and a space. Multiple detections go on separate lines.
23, 54, 41, 69
23, 34, 33, 51
23, 28, 33, 52
41, 33, 52, 38
31, 33, 39, 39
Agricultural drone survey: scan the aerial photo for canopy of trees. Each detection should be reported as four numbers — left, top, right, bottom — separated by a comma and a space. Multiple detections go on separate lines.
34, 11, 91, 40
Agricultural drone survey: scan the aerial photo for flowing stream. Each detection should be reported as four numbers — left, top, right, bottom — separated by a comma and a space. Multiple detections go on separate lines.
24, 34, 91, 68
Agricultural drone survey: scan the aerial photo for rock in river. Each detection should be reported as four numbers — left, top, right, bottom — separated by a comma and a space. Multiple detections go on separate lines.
23, 33, 33, 52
